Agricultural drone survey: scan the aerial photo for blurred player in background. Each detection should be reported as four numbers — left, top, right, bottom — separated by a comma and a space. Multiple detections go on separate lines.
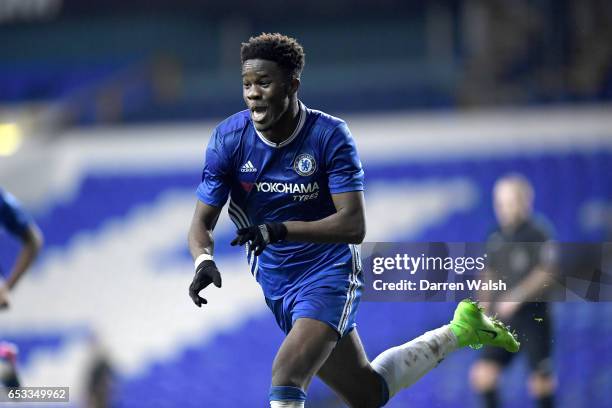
470, 174, 557, 408
84, 333, 115, 408
0, 188, 44, 388
188, 33, 519, 408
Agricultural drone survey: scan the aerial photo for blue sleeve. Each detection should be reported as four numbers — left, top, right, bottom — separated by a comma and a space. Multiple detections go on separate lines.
0, 190, 32, 238
324, 123, 365, 194
196, 130, 232, 208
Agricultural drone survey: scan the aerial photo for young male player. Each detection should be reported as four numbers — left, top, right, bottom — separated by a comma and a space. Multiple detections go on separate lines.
0, 188, 44, 388
188, 33, 520, 408
470, 175, 557, 408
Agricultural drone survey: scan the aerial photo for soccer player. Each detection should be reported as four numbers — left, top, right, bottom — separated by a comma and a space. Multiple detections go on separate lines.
0, 187, 44, 388
470, 174, 557, 408
188, 33, 520, 408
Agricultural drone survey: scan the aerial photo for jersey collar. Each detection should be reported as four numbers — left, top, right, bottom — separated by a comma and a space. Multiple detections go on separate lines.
254, 101, 306, 148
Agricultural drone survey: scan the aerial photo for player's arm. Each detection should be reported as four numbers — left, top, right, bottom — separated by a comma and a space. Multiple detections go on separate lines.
496, 241, 558, 317
187, 201, 223, 307
5, 223, 44, 290
0, 192, 44, 309
188, 201, 221, 260
284, 191, 366, 244
503, 264, 556, 304
0, 223, 43, 309
230, 191, 366, 256
189, 125, 232, 307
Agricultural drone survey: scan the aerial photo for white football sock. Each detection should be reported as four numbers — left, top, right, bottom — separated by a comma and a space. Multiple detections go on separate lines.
371, 324, 458, 398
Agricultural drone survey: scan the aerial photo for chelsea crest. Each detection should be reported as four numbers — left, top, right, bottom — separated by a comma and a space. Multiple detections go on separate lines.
294, 154, 317, 176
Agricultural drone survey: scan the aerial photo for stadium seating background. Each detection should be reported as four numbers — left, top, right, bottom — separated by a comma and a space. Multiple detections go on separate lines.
1, 1, 611, 406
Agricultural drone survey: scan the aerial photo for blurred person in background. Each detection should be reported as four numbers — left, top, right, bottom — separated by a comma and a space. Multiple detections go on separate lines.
83, 333, 115, 408
0, 188, 44, 389
188, 33, 519, 408
470, 174, 557, 408
0, 342, 20, 388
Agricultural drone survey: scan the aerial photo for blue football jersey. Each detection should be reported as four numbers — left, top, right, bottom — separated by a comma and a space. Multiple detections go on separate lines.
197, 102, 364, 299
0, 188, 31, 238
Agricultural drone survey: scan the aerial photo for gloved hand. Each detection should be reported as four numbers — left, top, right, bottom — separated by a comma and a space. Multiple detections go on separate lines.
189, 260, 222, 307
230, 222, 287, 256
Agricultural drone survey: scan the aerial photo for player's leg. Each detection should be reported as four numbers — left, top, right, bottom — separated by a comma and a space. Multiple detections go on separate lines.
318, 326, 459, 407
371, 299, 519, 403
267, 254, 366, 407
269, 317, 338, 408
469, 358, 504, 408
470, 301, 535, 408
318, 300, 521, 407
316, 310, 461, 406
369, 323, 460, 402
469, 314, 516, 408
528, 370, 556, 408
525, 308, 556, 408
317, 328, 386, 408
266, 263, 361, 407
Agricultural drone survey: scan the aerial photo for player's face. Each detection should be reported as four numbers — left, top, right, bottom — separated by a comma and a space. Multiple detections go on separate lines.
494, 182, 530, 229
242, 59, 293, 131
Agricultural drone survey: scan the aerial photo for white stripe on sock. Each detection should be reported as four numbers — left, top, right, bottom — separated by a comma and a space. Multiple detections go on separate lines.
270, 401, 304, 408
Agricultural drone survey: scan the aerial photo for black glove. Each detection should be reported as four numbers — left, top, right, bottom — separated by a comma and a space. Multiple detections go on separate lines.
230, 222, 287, 256
189, 260, 222, 307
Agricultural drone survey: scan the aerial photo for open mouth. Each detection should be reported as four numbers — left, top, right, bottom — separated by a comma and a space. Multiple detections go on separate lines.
251, 106, 267, 122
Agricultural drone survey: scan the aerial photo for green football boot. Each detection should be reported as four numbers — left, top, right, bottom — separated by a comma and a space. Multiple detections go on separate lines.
450, 299, 520, 352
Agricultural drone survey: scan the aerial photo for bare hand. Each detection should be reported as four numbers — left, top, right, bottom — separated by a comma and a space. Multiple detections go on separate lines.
0, 284, 10, 310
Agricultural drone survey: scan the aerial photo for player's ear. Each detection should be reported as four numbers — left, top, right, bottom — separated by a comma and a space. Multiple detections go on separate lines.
288, 77, 300, 96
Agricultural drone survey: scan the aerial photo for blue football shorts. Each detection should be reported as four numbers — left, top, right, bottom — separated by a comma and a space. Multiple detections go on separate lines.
265, 264, 363, 338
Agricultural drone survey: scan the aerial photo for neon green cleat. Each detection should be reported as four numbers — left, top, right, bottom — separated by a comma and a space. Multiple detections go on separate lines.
450, 299, 520, 353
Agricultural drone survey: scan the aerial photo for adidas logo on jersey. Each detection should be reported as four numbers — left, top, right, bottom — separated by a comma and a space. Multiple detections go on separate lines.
240, 161, 257, 173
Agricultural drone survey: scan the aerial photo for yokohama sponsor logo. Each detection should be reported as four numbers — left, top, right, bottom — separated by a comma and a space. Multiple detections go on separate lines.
254, 181, 319, 194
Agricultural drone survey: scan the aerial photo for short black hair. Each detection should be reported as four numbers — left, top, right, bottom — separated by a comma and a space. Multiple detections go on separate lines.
240, 33, 305, 80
